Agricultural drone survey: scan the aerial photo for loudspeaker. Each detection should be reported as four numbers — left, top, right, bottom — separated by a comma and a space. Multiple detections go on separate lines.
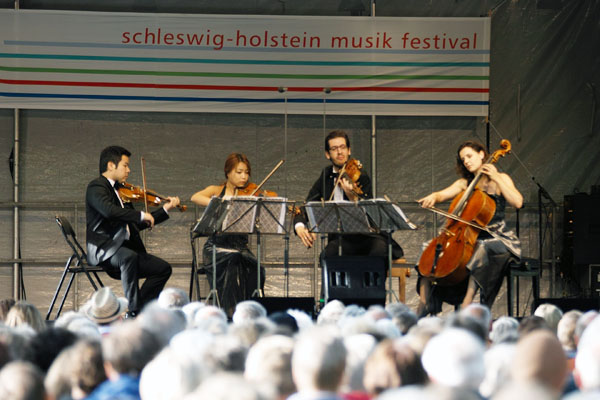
535, 297, 600, 313
256, 297, 316, 318
564, 193, 600, 265
323, 256, 386, 308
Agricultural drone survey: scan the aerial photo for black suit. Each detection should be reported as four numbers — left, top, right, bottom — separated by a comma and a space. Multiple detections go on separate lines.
294, 165, 403, 258
86, 176, 171, 312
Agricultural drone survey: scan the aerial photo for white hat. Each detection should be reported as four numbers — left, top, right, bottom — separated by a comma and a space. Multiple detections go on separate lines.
83, 287, 128, 324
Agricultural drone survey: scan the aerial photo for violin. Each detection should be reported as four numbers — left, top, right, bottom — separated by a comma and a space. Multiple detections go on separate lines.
417, 140, 512, 285
328, 158, 364, 201
235, 182, 278, 197
233, 159, 284, 197
118, 182, 187, 212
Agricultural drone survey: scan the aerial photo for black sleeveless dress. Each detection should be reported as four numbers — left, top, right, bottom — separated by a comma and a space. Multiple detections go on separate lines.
418, 193, 521, 313
202, 187, 265, 316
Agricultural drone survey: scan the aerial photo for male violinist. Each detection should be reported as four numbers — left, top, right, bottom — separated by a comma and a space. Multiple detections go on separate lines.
294, 131, 403, 292
86, 145, 181, 317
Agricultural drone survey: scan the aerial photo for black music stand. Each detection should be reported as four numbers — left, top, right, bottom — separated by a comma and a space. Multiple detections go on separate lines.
220, 196, 292, 297
305, 200, 373, 303
191, 197, 230, 305
360, 199, 417, 302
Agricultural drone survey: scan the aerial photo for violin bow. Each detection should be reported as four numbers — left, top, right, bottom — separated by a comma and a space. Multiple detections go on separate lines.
420, 204, 499, 238
141, 157, 151, 228
328, 162, 349, 201
249, 159, 285, 196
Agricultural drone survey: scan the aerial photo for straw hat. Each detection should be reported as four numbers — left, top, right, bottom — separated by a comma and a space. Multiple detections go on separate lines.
83, 287, 128, 324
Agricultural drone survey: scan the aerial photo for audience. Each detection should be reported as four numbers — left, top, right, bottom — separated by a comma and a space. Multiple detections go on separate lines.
2, 288, 600, 400
341, 333, 376, 396
27, 327, 77, 373
572, 317, 600, 397
0, 299, 15, 322
511, 329, 568, 396
86, 320, 162, 399
244, 335, 296, 400
5, 301, 46, 333
232, 300, 267, 325
489, 316, 519, 344
535, 303, 564, 334
421, 328, 485, 393
157, 287, 190, 309
290, 326, 346, 400
0, 361, 45, 400
81, 287, 128, 335
363, 338, 427, 396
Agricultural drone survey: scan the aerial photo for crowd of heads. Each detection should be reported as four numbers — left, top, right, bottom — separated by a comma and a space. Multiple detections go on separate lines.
0, 289, 599, 400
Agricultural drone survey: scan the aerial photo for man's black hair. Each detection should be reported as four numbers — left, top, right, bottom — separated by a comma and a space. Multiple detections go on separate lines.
99, 146, 131, 174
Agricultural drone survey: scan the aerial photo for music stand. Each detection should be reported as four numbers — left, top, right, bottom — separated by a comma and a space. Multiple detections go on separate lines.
220, 196, 292, 297
305, 200, 374, 303
360, 198, 417, 302
190, 197, 230, 306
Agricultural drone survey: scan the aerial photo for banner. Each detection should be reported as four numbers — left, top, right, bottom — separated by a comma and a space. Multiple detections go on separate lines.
0, 10, 490, 116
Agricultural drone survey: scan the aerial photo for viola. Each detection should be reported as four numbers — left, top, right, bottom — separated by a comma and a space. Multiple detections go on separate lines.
328, 158, 364, 201
118, 182, 187, 212
417, 140, 511, 285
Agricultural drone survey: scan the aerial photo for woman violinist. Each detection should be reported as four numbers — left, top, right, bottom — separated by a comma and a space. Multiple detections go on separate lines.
191, 153, 266, 316
416, 140, 523, 316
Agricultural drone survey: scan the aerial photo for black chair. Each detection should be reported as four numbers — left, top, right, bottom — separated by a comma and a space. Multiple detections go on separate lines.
46, 216, 105, 320
506, 257, 540, 317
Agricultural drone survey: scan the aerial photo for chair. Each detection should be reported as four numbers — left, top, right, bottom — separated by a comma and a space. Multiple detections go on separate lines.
46, 216, 105, 320
506, 257, 540, 317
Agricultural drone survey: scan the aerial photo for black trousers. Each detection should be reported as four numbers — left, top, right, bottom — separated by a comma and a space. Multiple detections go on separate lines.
102, 244, 172, 313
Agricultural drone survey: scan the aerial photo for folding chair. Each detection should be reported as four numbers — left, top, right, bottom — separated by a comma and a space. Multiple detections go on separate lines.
46, 216, 105, 320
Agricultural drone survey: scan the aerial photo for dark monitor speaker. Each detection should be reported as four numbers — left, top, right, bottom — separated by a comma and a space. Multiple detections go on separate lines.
322, 256, 387, 307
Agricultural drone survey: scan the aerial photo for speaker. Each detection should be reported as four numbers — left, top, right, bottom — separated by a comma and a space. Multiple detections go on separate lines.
564, 193, 600, 265
323, 256, 387, 308
256, 297, 316, 318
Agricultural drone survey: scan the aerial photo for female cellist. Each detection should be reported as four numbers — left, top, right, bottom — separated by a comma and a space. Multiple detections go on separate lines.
416, 140, 523, 316
191, 153, 266, 316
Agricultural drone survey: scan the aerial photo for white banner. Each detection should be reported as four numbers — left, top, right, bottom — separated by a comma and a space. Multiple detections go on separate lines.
0, 10, 490, 116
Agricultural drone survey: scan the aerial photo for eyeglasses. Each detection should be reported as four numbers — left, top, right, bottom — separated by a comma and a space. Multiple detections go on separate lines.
329, 144, 348, 153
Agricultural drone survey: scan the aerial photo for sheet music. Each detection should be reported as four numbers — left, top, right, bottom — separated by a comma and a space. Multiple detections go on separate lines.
192, 196, 228, 236
305, 200, 371, 233
359, 198, 417, 231
256, 197, 288, 234
222, 196, 259, 233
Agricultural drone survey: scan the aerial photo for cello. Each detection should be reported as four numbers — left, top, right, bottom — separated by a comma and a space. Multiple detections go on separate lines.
417, 140, 512, 286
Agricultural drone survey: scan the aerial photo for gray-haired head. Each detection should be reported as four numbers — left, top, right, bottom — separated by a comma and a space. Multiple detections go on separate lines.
157, 287, 190, 310
421, 328, 485, 391
292, 326, 346, 393
557, 310, 583, 352
534, 303, 563, 333
489, 316, 519, 344
0, 361, 45, 400
232, 301, 267, 325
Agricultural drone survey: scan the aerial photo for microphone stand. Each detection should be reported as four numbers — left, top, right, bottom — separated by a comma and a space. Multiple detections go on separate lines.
489, 121, 558, 298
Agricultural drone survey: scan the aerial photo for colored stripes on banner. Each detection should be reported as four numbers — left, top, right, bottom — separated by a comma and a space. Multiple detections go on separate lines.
0, 10, 490, 116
